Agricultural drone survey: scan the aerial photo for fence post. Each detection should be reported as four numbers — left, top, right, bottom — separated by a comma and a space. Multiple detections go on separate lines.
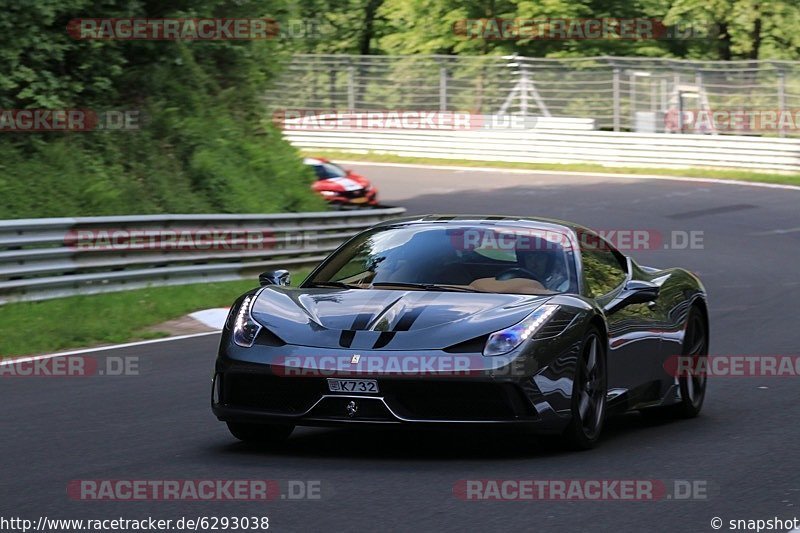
673, 74, 682, 133
520, 67, 529, 117
439, 66, 448, 111
347, 65, 356, 110
612, 67, 621, 132
778, 70, 786, 138
629, 71, 636, 130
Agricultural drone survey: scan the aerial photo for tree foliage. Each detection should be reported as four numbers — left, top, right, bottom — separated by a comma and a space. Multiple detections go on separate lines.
304, 0, 800, 60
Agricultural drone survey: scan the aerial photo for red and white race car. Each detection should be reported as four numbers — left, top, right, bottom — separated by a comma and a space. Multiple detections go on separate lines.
304, 157, 379, 207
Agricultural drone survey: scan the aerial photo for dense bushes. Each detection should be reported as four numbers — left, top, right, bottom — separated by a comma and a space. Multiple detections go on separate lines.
0, 0, 325, 218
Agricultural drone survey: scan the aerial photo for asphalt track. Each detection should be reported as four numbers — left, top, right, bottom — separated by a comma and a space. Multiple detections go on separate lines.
2, 163, 800, 533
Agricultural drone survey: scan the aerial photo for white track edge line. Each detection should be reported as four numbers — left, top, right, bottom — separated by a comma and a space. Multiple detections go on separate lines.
337, 160, 800, 191
1, 330, 220, 366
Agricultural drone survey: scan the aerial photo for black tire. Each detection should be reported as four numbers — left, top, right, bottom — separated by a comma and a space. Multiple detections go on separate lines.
641, 306, 708, 420
226, 422, 294, 446
559, 327, 608, 450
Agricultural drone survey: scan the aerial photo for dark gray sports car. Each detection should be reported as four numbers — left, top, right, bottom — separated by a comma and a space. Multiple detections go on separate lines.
212, 215, 709, 449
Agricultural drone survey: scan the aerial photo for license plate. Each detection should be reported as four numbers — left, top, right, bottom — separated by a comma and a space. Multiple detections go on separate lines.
327, 378, 379, 394
349, 197, 368, 204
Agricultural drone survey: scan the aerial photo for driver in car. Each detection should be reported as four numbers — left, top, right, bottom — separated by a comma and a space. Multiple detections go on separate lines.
520, 249, 570, 292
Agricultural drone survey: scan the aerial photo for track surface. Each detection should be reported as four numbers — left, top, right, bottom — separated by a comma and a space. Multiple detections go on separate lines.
3, 164, 800, 532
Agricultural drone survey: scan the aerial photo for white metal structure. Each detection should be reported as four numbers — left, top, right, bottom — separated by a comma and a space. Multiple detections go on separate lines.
282, 128, 800, 172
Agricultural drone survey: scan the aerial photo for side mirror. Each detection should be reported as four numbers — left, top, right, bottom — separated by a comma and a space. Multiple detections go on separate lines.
605, 280, 659, 314
622, 279, 660, 303
259, 269, 290, 287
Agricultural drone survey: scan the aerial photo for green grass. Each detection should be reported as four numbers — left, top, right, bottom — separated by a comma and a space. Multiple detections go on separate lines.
0, 270, 309, 358
303, 149, 800, 187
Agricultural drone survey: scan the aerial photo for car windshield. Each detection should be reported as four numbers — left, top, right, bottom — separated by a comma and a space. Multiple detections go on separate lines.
310, 161, 347, 180
307, 225, 579, 295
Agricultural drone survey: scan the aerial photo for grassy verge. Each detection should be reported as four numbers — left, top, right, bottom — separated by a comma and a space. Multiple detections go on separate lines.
0, 271, 309, 358
303, 149, 800, 187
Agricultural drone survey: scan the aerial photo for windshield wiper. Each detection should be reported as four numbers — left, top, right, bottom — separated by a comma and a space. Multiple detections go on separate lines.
370, 282, 479, 293
308, 281, 365, 289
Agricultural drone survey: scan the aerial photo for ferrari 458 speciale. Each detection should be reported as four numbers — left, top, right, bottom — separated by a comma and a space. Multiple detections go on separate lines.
212, 215, 709, 449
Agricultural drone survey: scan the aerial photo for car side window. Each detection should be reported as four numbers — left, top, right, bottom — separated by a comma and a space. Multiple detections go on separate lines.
580, 236, 628, 298
312, 165, 328, 179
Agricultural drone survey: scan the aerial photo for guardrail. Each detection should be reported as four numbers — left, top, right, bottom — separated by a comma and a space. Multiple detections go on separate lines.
283, 128, 800, 172
0, 208, 405, 305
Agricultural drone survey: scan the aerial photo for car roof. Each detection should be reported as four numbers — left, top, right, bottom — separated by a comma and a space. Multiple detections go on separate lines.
373, 214, 592, 236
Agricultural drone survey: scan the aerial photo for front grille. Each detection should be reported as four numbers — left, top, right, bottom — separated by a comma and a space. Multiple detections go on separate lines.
382, 380, 532, 420
340, 189, 366, 199
308, 397, 393, 421
222, 373, 535, 422
222, 374, 324, 414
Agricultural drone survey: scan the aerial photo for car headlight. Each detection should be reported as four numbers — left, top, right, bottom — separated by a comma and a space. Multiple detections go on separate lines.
233, 294, 261, 347
483, 304, 559, 356
319, 190, 337, 197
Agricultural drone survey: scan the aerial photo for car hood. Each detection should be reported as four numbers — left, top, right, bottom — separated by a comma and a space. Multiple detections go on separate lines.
313, 176, 365, 192
250, 287, 550, 350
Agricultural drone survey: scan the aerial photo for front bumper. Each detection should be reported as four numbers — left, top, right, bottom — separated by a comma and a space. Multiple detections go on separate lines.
321, 188, 379, 206
211, 345, 579, 432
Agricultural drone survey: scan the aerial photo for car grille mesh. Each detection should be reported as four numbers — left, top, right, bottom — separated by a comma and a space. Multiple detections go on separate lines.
222, 374, 535, 421
381, 380, 529, 420
223, 374, 323, 414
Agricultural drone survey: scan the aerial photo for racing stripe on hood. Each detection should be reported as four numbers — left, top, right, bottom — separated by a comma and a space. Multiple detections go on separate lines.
349, 292, 395, 330
392, 292, 442, 331
372, 331, 396, 349
327, 177, 363, 191
339, 330, 356, 348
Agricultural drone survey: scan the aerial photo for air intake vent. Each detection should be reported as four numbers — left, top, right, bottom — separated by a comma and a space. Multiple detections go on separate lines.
443, 334, 489, 354
254, 327, 286, 347
533, 310, 576, 339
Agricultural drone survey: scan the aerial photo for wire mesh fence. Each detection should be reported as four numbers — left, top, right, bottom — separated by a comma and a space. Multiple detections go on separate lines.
265, 54, 800, 136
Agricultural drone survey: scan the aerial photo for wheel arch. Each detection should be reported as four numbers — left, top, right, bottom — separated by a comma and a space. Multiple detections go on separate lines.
689, 295, 710, 346
587, 313, 608, 348
691, 296, 709, 325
